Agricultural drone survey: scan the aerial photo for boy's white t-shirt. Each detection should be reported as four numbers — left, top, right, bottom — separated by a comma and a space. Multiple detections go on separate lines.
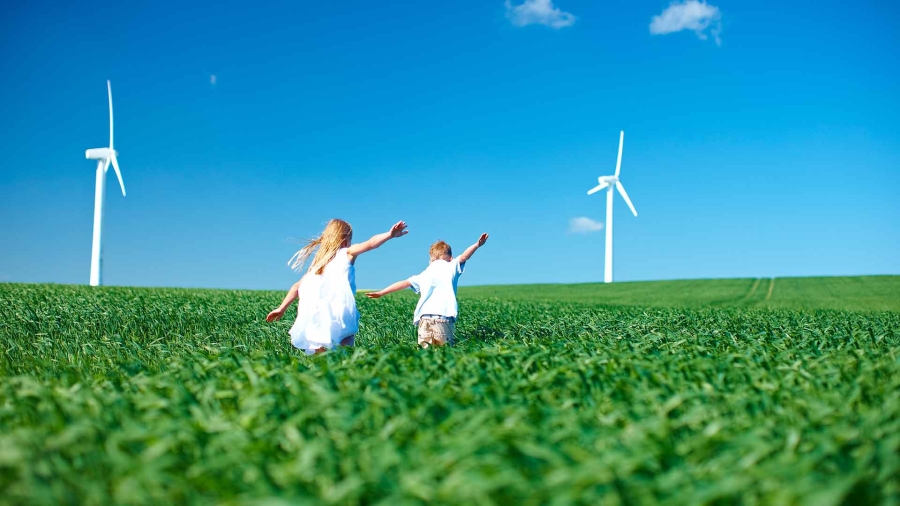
407, 258, 465, 324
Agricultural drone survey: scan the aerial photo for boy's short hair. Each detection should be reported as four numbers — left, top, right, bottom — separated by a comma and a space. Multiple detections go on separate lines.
429, 240, 452, 259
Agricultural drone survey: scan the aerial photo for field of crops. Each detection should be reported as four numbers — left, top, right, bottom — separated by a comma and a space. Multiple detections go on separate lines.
463, 276, 900, 311
1, 278, 898, 504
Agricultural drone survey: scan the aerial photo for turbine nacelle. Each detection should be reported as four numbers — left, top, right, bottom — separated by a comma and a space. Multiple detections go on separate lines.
598, 175, 618, 185
86, 148, 116, 160
587, 175, 618, 195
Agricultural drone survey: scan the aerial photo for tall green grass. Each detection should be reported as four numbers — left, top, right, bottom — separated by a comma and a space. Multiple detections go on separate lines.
1, 281, 898, 504
462, 275, 900, 311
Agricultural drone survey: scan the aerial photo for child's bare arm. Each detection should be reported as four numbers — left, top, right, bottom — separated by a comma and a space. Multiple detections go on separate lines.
267, 280, 301, 321
347, 221, 408, 262
456, 233, 489, 264
366, 280, 412, 299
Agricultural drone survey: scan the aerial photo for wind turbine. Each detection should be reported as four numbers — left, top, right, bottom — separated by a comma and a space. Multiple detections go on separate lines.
586, 130, 637, 283
84, 80, 126, 286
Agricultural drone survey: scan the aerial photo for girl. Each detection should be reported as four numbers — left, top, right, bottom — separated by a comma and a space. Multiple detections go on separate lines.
266, 219, 408, 354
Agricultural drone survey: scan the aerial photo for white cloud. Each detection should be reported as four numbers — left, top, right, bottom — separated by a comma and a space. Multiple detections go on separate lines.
650, 0, 722, 45
569, 217, 604, 234
505, 0, 576, 29
210, 74, 217, 85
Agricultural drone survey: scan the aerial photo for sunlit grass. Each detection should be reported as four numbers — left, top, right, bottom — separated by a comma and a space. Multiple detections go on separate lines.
1, 280, 898, 504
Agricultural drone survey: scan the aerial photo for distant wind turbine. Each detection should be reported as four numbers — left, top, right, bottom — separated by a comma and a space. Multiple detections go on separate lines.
586, 130, 637, 283
84, 80, 126, 286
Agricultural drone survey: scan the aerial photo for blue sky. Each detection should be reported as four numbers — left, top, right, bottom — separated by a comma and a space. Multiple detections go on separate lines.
1, 0, 898, 290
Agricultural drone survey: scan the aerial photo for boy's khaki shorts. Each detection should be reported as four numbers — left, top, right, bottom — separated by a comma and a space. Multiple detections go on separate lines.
417, 316, 455, 348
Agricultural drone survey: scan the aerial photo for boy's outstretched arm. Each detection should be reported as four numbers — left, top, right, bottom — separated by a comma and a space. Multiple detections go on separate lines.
267, 279, 302, 321
456, 233, 489, 264
366, 280, 412, 299
347, 221, 408, 262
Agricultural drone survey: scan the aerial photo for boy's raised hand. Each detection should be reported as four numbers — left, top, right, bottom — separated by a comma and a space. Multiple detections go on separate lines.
457, 232, 489, 263
390, 221, 409, 238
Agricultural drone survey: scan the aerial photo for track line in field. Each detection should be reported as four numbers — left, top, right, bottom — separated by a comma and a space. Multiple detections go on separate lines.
743, 278, 762, 302
765, 278, 776, 301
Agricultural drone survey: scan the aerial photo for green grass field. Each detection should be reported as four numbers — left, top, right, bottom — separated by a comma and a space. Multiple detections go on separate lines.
1, 277, 898, 504
461, 276, 900, 311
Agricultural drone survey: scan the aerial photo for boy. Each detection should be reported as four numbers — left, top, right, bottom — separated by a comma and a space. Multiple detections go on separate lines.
367, 233, 489, 347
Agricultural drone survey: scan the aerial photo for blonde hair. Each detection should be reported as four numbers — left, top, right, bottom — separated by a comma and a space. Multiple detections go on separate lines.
288, 219, 353, 275
429, 240, 452, 260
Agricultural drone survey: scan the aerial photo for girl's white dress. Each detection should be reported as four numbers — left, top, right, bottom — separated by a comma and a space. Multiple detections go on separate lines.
289, 248, 359, 354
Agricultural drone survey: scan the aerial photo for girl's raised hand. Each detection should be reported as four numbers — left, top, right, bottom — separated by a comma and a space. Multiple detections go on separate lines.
348, 221, 409, 260
390, 221, 409, 238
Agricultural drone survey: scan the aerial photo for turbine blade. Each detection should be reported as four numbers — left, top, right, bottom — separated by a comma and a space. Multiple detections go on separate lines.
587, 183, 609, 195
110, 155, 126, 196
107, 80, 114, 149
616, 181, 637, 216
615, 130, 624, 176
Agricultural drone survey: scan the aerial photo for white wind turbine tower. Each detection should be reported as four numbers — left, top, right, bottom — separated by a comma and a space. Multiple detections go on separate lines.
586, 131, 637, 283
84, 80, 126, 286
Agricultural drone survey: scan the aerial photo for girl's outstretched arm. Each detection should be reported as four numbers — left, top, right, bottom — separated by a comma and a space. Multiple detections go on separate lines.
267, 279, 301, 321
366, 280, 412, 299
347, 221, 408, 263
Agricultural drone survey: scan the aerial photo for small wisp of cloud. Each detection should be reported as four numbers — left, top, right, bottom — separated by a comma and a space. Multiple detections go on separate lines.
210, 74, 217, 85
650, 0, 722, 45
505, 0, 576, 29
569, 217, 604, 234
